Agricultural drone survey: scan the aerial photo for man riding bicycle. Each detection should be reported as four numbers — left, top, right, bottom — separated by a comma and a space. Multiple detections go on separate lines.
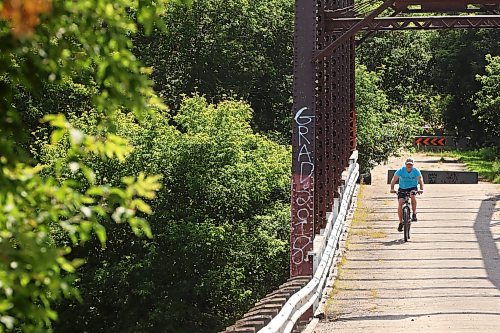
390, 158, 424, 232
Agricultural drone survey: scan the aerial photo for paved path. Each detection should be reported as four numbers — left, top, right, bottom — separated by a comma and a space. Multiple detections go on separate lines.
314, 153, 500, 333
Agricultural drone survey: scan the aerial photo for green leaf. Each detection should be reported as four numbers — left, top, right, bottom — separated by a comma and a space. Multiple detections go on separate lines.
93, 222, 107, 246
50, 129, 66, 144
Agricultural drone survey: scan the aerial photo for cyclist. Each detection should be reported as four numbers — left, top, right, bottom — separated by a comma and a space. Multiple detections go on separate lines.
390, 158, 424, 232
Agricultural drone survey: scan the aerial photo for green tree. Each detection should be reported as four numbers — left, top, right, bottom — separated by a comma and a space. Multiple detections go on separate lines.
357, 30, 445, 129
356, 64, 422, 171
133, 0, 294, 135
429, 29, 500, 142
39, 96, 291, 332
474, 54, 500, 143
0, 0, 189, 330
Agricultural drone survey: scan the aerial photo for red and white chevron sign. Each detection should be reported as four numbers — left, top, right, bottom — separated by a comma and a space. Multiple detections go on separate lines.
415, 137, 446, 146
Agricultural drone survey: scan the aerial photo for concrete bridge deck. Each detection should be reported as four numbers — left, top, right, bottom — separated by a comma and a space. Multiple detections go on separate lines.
313, 154, 500, 333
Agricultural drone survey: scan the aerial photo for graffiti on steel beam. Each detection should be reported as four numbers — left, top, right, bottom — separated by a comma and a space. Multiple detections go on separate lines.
292, 106, 315, 267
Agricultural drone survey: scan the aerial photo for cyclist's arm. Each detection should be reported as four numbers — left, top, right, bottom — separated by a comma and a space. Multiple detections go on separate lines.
418, 176, 424, 193
390, 175, 399, 193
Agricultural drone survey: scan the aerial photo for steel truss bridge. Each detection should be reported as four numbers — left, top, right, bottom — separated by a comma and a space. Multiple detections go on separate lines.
224, 1, 499, 332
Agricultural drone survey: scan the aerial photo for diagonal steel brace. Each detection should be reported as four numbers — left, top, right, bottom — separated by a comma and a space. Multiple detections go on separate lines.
314, 0, 395, 61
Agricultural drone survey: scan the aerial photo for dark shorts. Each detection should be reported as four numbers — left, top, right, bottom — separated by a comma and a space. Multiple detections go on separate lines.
398, 187, 418, 200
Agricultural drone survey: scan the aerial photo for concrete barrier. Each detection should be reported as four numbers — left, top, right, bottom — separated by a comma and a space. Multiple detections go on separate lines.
387, 170, 478, 184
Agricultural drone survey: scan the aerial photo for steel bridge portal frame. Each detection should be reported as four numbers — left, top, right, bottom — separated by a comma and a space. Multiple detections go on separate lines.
290, 0, 500, 278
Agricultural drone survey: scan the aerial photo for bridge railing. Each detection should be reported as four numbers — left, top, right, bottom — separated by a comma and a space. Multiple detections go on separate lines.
259, 150, 359, 333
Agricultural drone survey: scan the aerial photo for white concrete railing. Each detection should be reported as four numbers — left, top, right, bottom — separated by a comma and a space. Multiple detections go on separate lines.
259, 150, 359, 333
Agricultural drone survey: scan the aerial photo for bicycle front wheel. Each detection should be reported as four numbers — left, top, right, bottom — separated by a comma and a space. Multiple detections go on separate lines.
403, 207, 411, 242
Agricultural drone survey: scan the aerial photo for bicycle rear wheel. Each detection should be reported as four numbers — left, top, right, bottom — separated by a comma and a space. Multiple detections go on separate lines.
403, 207, 411, 242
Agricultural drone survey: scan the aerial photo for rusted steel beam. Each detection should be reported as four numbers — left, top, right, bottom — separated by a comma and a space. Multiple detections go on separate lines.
394, 0, 500, 12
318, 1, 355, 231
400, 7, 499, 13
291, 0, 358, 277
349, 35, 356, 152
325, 15, 500, 31
314, 0, 395, 61
315, 0, 327, 235
290, 0, 316, 278
356, 9, 402, 46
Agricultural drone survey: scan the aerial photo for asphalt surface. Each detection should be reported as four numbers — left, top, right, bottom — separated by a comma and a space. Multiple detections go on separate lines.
313, 153, 500, 333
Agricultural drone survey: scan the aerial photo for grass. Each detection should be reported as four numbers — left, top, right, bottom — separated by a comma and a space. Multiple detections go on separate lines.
351, 227, 387, 238
325, 254, 349, 320
426, 148, 500, 183
350, 190, 387, 238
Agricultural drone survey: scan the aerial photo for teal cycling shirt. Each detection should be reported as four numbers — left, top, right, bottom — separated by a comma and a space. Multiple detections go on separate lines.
395, 166, 422, 190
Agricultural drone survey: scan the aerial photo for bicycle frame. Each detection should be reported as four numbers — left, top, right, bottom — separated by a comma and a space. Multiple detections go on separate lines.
398, 190, 418, 242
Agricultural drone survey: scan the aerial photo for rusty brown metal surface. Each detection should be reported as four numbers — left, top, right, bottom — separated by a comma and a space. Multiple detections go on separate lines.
349, 35, 356, 152
314, 0, 355, 231
220, 276, 310, 333
315, 0, 395, 61
319, 0, 499, 56
393, 0, 500, 12
315, 0, 326, 235
326, 14, 500, 31
291, 0, 357, 277
290, 0, 316, 278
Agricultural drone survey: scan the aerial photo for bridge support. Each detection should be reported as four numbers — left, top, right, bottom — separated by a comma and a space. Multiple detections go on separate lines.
291, 0, 356, 278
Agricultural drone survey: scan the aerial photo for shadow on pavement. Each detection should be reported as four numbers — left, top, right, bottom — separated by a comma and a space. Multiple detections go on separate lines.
380, 239, 405, 246
474, 195, 500, 291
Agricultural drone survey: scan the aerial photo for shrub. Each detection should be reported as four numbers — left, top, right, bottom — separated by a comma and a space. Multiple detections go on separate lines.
41, 96, 291, 332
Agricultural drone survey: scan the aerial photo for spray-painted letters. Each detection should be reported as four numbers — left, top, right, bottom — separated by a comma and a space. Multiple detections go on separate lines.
291, 107, 315, 276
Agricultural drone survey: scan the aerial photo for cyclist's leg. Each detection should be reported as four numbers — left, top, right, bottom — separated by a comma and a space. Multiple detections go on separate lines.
397, 198, 405, 231
410, 187, 418, 221
411, 194, 417, 213
398, 198, 404, 222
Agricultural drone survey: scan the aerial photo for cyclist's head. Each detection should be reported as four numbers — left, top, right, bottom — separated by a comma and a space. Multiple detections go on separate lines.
405, 158, 414, 170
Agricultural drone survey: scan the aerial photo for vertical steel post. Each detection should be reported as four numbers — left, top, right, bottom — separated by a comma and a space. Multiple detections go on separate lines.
290, 0, 317, 278
291, 0, 356, 278
315, 0, 327, 234
350, 34, 357, 151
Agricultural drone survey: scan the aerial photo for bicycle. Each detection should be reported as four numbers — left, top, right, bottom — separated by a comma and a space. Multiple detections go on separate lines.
397, 190, 419, 242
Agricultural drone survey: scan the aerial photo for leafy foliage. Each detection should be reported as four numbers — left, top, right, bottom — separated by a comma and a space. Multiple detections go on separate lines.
355, 64, 423, 171
357, 31, 444, 129
42, 96, 291, 332
0, 0, 191, 330
133, 0, 294, 135
429, 29, 500, 143
359, 29, 499, 146
474, 54, 500, 142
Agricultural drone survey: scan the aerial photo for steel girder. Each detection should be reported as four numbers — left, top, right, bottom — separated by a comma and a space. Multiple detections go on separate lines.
291, 0, 355, 278
318, 0, 500, 59
326, 14, 500, 31
393, 0, 500, 13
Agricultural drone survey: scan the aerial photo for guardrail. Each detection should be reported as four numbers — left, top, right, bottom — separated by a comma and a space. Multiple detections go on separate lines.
259, 151, 359, 333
